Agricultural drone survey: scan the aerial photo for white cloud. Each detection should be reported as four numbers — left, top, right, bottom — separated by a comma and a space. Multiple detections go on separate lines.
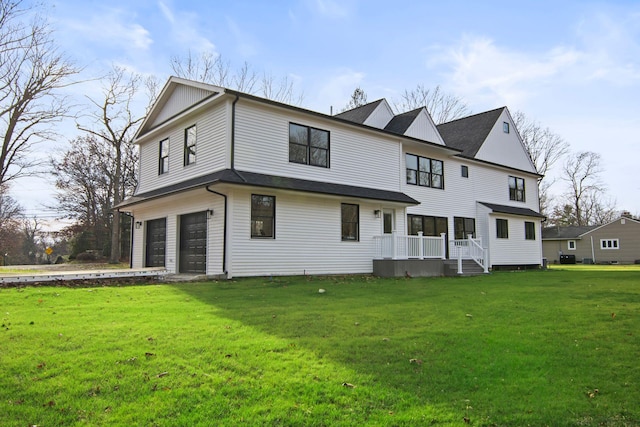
310, 0, 352, 19
157, 1, 216, 54
306, 69, 365, 113
225, 17, 257, 57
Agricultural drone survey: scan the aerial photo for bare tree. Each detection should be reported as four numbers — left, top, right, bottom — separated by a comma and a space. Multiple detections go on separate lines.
170, 51, 302, 105
0, 0, 79, 187
512, 111, 570, 216
560, 151, 613, 226
76, 66, 146, 263
0, 185, 23, 264
341, 87, 368, 112
394, 84, 471, 124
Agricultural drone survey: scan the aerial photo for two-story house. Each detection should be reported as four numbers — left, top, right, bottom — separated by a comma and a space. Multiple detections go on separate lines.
116, 77, 544, 278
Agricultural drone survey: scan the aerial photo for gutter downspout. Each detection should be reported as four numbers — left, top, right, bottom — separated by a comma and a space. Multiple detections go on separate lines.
206, 186, 228, 277
591, 235, 596, 263
231, 95, 239, 169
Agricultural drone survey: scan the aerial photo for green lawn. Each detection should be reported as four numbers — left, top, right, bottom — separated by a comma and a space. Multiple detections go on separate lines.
1, 269, 639, 426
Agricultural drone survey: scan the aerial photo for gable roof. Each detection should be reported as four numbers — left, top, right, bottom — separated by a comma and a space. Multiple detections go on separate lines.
437, 107, 505, 157
479, 202, 545, 218
333, 99, 385, 124
116, 169, 419, 209
541, 225, 598, 240
384, 107, 423, 134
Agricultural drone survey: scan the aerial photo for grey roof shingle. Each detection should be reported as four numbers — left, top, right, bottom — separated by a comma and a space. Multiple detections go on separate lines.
479, 202, 545, 218
437, 107, 505, 157
116, 169, 419, 209
333, 99, 385, 124
541, 225, 598, 239
384, 108, 423, 135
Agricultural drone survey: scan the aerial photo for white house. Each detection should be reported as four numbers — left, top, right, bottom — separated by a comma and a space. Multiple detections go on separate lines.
116, 77, 544, 278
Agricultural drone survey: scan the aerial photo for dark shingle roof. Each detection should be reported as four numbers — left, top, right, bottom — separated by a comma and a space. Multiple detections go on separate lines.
384, 108, 423, 134
116, 169, 419, 209
333, 99, 385, 124
437, 107, 505, 157
479, 202, 545, 218
541, 226, 598, 239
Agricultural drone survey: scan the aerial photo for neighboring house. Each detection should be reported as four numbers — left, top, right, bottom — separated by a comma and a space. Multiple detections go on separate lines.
116, 77, 544, 278
542, 217, 640, 264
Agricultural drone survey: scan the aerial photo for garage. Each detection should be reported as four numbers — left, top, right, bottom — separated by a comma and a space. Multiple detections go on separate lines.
179, 211, 207, 274
145, 218, 166, 267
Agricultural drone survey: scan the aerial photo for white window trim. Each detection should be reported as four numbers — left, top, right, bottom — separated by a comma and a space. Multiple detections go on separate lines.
567, 240, 576, 250
600, 239, 619, 250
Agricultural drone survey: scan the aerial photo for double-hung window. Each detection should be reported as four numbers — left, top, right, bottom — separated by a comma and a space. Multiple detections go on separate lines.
341, 203, 359, 241
406, 154, 444, 189
184, 125, 197, 166
496, 219, 509, 239
159, 138, 169, 174
289, 123, 329, 167
454, 217, 476, 240
509, 176, 525, 202
524, 221, 536, 240
251, 195, 275, 238
600, 239, 619, 250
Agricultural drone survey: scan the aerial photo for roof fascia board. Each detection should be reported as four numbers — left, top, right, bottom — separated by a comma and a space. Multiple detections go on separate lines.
455, 154, 544, 178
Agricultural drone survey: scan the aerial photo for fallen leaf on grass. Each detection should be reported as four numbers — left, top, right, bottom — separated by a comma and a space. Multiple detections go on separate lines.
465, 314, 473, 318
43, 400, 55, 407
37, 362, 46, 369
145, 352, 155, 358
156, 372, 169, 378
611, 312, 616, 319
409, 358, 423, 365
342, 382, 356, 388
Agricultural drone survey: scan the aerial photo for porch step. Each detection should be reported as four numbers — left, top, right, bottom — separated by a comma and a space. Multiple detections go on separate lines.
443, 260, 487, 276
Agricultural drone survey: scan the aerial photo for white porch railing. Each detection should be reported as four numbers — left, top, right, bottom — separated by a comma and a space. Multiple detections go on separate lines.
373, 232, 446, 260
451, 235, 489, 274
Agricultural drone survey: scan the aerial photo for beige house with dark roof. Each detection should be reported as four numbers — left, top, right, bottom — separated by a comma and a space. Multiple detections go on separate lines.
542, 217, 640, 264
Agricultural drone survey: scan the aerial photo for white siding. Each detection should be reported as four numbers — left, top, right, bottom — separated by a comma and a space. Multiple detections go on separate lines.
404, 109, 446, 145
475, 110, 537, 173
482, 211, 543, 266
129, 189, 225, 275
233, 100, 402, 192
137, 102, 228, 194
363, 99, 394, 129
227, 187, 385, 277
151, 85, 216, 128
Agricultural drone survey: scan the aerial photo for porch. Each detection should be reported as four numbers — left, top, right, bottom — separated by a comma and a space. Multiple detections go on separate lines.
372, 233, 489, 277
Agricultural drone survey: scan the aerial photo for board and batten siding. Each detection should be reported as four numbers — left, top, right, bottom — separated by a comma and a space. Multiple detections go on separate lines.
129, 189, 225, 275
150, 85, 216, 128
233, 100, 402, 192
227, 187, 383, 277
137, 102, 228, 194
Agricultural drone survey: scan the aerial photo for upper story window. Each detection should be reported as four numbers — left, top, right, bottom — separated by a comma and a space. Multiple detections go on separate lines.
159, 138, 169, 175
503, 122, 510, 133
184, 125, 197, 166
509, 176, 525, 202
289, 123, 329, 168
461, 165, 469, 178
341, 203, 359, 241
525, 221, 536, 240
496, 218, 509, 239
600, 239, 619, 250
406, 154, 444, 189
251, 195, 275, 238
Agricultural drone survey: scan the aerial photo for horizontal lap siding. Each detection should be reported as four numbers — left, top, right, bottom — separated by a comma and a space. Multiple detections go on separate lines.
137, 103, 228, 194
487, 214, 542, 265
129, 190, 225, 275
228, 188, 379, 277
233, 101, 401, 192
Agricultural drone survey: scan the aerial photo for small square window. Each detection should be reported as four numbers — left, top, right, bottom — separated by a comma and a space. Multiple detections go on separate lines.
503, 122, 510, 133
461, 165, 468, 178
568, 240, 576, 250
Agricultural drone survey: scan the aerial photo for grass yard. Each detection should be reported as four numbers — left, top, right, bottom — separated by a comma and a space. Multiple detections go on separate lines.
1, 268, 639, 426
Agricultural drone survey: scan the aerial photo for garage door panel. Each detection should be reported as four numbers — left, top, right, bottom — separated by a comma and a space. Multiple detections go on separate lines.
145, 218, 166, 267
180, 212, 207, 274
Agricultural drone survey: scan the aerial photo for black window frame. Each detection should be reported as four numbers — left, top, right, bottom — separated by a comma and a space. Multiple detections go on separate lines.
496, 218, 509, 239
454, 217, 476, 240
251, 194, 276, 239
525, 221, 536, 240
341, 203, 359, 241
503, 121, 510, 133
509, 176, 526, 202
289, 122, 330, 168
159, 138, 169, 175
408, 215, 448, 237
184, 124, 197, 166
405, 153, 444, 189
461, 165, 469, 178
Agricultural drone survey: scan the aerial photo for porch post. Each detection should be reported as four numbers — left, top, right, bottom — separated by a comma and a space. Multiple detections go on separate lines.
392, 230, 397, 260
440, 233, 446, 260
483, 248, 489, 273
457, 248, 463, 275
418, 231, 424, 259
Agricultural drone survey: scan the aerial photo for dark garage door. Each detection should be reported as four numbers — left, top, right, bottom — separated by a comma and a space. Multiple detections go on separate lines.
145, 218, 166, 267
179, 211, 207, 274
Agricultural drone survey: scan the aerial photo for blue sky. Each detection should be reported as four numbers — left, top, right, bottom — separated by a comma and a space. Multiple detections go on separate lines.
16, 0, 640, 225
